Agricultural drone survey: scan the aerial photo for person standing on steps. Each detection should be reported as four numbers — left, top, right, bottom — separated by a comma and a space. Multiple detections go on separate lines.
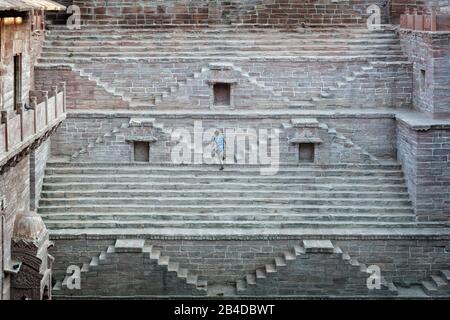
212, 129, 225, 170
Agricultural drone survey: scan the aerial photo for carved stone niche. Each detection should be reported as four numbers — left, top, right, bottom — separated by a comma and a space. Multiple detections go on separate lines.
10, 211, 54, 300
288, 118, 323, 163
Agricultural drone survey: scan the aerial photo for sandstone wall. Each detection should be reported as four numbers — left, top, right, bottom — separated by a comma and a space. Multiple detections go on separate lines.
397, 120, 450, 221
47, 0, 392, 27
399, 30, 450, 118
49, 114, 397, 164
34, 60, 413, 110
49, 237, 450, 294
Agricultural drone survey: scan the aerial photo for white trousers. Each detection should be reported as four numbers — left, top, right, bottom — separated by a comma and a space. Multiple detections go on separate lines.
216, 150, 224, 166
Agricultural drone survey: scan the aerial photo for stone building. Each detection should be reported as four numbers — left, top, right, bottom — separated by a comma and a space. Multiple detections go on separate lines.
0, 0, 66, 300
1, 0, 450, 299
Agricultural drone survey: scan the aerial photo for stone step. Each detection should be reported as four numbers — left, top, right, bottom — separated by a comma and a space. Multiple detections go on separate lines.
81, 263, 89, 273
38, 56, 409, 64
45, 39, 402, 47
39, 212, 416, 223
44, 166, 404, 176
158, 256, 170, 266
41, 182, 408, 192
40, 190, 410, 200
177, 268, 188, 279
46, 161, 402, 171
39, 55, 407, 64
440, 270, 450, 281
150, 249, 161, 260
431, 275, 448, 288
42, 49, 406, 55
45, 35, 397, 42
284, 250, 296, 260
186, 274, 198, 285
114, 239, 145, 253
89, 256, 99, 268
41, 220, 441, 229
42, 49, 405, 56
265, 263, 277, 273
167, 261, 179, 272
302, 240, 335, 253
99, 251, 107, 262
43, 175, 407, 184
43, 41, 402, 47
38, 196, 412, 207
37, 204, 414, 215
45, 162, 402, 170
274, 257, 287, 267
256, 268, 266, 279
236, 279, 247, 292
45, 31, 398, 40
246, 274, 257, 285
422, 280, 438, 295
294, 245, 306, 255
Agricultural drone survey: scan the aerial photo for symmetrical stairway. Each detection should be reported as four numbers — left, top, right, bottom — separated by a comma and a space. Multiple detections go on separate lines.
35, 26, 412, 110
53, 239, 207, 298
52, 239, 403, 298
421, 270, 450, 296
236, 240, 398, 297
36, 161, 447, 236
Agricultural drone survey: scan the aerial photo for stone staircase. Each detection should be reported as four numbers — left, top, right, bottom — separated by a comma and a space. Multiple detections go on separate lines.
36, 161, 449, 236
53, 239, 207, 297
41, 27, 405, 61
420, 242, 450, 296
235, 240, 398, 297
35, 26, 412, 110
421, 270, 450, 296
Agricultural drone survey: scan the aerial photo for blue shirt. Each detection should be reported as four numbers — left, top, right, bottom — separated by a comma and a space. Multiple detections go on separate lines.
214, 135, 225, 152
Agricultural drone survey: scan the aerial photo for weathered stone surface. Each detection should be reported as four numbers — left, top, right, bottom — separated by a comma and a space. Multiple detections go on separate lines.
302, 240, 334, 253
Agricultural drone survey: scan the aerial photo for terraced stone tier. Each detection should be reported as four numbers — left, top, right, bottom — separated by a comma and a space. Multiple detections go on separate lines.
35, 26, 412, 110
36, 161, 445, 235
41, 27, 406, 61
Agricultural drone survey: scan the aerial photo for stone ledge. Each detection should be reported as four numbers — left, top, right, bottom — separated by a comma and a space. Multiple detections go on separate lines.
396, 111, 450, 131
289, 137, 323, 144
302, 240, 334, 253
47, 228, 450, 241
291, 118, 319, 128
125, 136, 157, 143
